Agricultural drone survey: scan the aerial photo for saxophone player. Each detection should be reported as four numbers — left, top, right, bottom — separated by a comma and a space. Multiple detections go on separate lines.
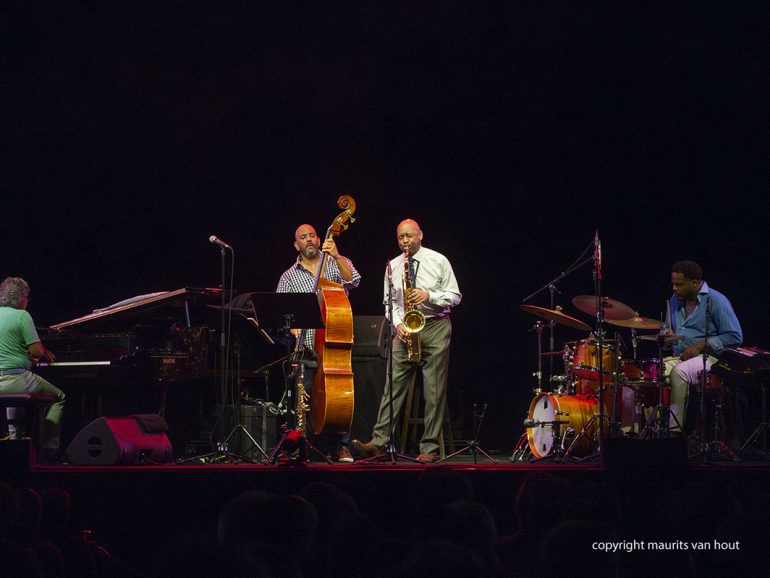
353, 219, 462, 463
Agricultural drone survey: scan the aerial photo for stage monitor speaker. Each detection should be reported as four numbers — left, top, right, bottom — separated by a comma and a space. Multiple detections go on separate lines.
353, 315, 388, 358
66, 414, 173, 465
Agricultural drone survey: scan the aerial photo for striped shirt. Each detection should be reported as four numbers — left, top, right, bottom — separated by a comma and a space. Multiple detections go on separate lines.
276, 255, 361, 350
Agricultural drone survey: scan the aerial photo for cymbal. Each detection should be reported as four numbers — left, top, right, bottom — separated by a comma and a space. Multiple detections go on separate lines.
520, 304, 591, 331
571, 295, 636, 320
607, 316, 662, 330
636, 333, 684, 343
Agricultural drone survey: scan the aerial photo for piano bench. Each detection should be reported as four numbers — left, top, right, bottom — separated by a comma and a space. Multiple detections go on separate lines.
0, 393, 59, 453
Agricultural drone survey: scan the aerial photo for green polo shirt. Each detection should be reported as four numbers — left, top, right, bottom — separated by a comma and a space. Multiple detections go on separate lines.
0, 306, 40, 370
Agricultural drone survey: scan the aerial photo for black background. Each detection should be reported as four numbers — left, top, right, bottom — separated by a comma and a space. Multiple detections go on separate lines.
3, 2, 769, 450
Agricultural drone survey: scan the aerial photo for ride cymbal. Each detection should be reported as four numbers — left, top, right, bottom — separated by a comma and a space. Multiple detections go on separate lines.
607, 316, 663, 330
520, 304, 591, 331
571, 295, 635, 320
636, 333, 684, 344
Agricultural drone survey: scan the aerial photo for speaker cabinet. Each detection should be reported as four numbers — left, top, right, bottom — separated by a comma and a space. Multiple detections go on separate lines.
66, 415, 173, 465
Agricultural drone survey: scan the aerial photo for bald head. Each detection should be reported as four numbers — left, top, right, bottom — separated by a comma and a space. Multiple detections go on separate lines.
397, 219, 423, 256
294, 224, 320, 259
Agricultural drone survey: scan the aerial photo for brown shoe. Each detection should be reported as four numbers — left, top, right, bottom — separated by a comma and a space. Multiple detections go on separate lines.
335, 446, 354, 463
416, 452, 438, 464
352, 439, 380, 457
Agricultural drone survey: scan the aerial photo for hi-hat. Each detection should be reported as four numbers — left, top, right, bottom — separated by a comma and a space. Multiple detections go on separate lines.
607, 316, 662, 330
636, 333, 684, 344
571, 295, 635, 320
520, 304, 591, 331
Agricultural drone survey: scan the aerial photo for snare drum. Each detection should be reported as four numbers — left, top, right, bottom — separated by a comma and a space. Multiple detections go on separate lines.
569, 338, 619, 382
526, 393, 598, 458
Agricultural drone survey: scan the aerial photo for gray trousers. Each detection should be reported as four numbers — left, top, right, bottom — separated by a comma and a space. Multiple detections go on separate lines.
370, 317, 451, 454
1, 370, 65, 449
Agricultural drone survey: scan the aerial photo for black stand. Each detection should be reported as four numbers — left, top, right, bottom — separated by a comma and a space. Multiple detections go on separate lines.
690, 297, 738, 462
357, 261, 420, 464
438, 403, 496, 464
569, 233, 608, 463
179, 244, 258, 465
244, 292, 328, 465
741, 371, 769, 458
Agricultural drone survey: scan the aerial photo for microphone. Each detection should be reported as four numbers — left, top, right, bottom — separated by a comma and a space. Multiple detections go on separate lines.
594, 230, 602, 280
209, 235, 232, 250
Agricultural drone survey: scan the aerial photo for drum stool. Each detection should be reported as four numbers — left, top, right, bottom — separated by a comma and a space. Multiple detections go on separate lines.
399, 375, 454, 458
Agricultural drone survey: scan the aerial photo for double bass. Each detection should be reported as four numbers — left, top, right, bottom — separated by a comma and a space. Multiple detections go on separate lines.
310, 196, 357, 435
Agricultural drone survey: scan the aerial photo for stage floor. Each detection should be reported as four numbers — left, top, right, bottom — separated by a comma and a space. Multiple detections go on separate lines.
3, 439, 770, 576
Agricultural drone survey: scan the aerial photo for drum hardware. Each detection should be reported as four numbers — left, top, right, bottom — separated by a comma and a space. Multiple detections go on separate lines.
549, 374, 571, 395
528, 320, 546, 391
639, 347, 683, 440
510, 432, 532, 462
565, 376, 628, 462
522, 305, 590, 391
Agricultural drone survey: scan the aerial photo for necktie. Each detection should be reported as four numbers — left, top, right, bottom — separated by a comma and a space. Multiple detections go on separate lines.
408, 257, 417, 285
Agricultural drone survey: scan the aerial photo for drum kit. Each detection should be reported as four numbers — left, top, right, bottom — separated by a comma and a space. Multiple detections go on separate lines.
513, 295, 684, 462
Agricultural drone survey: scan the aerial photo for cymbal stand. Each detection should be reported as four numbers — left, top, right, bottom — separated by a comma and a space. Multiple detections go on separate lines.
522, 246, 594, 381
438, 403, 496, 464
528, 321, 545, 392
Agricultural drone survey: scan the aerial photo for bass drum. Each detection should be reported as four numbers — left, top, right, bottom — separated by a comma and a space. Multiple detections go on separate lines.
526, 393, 598, 458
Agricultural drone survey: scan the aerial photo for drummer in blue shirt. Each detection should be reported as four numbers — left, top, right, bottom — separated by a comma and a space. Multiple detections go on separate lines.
663, 260, 742, 434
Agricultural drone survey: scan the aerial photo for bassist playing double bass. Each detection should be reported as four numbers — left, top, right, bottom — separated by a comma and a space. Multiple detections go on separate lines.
276, 223, 361, 462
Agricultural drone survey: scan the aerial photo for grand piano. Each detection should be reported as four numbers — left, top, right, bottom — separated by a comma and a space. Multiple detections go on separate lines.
39, 288, 285, 450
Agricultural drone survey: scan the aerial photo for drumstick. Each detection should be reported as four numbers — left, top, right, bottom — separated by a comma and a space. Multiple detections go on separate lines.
664, 299, 671, 332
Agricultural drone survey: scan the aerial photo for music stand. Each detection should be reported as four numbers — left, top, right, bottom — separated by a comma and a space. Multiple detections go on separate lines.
247, 292, 329, 464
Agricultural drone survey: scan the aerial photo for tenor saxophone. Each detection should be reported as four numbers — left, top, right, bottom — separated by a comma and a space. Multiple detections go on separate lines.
402, 249, 426, 362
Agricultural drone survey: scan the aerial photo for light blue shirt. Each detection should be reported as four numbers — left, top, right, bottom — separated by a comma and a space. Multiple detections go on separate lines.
666, 281, 742, 356
384, 246, 461, 327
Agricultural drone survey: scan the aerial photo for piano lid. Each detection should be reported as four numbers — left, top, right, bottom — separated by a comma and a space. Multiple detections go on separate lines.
49, 288, 223, 332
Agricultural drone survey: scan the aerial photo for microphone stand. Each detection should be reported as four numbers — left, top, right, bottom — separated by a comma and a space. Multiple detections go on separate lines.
180, 244, 261, 464
569, 233, 607, 463
358, 260, 419, 464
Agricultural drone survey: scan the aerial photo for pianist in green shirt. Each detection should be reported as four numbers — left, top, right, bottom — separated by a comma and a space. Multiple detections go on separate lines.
0, 277, 65, 453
